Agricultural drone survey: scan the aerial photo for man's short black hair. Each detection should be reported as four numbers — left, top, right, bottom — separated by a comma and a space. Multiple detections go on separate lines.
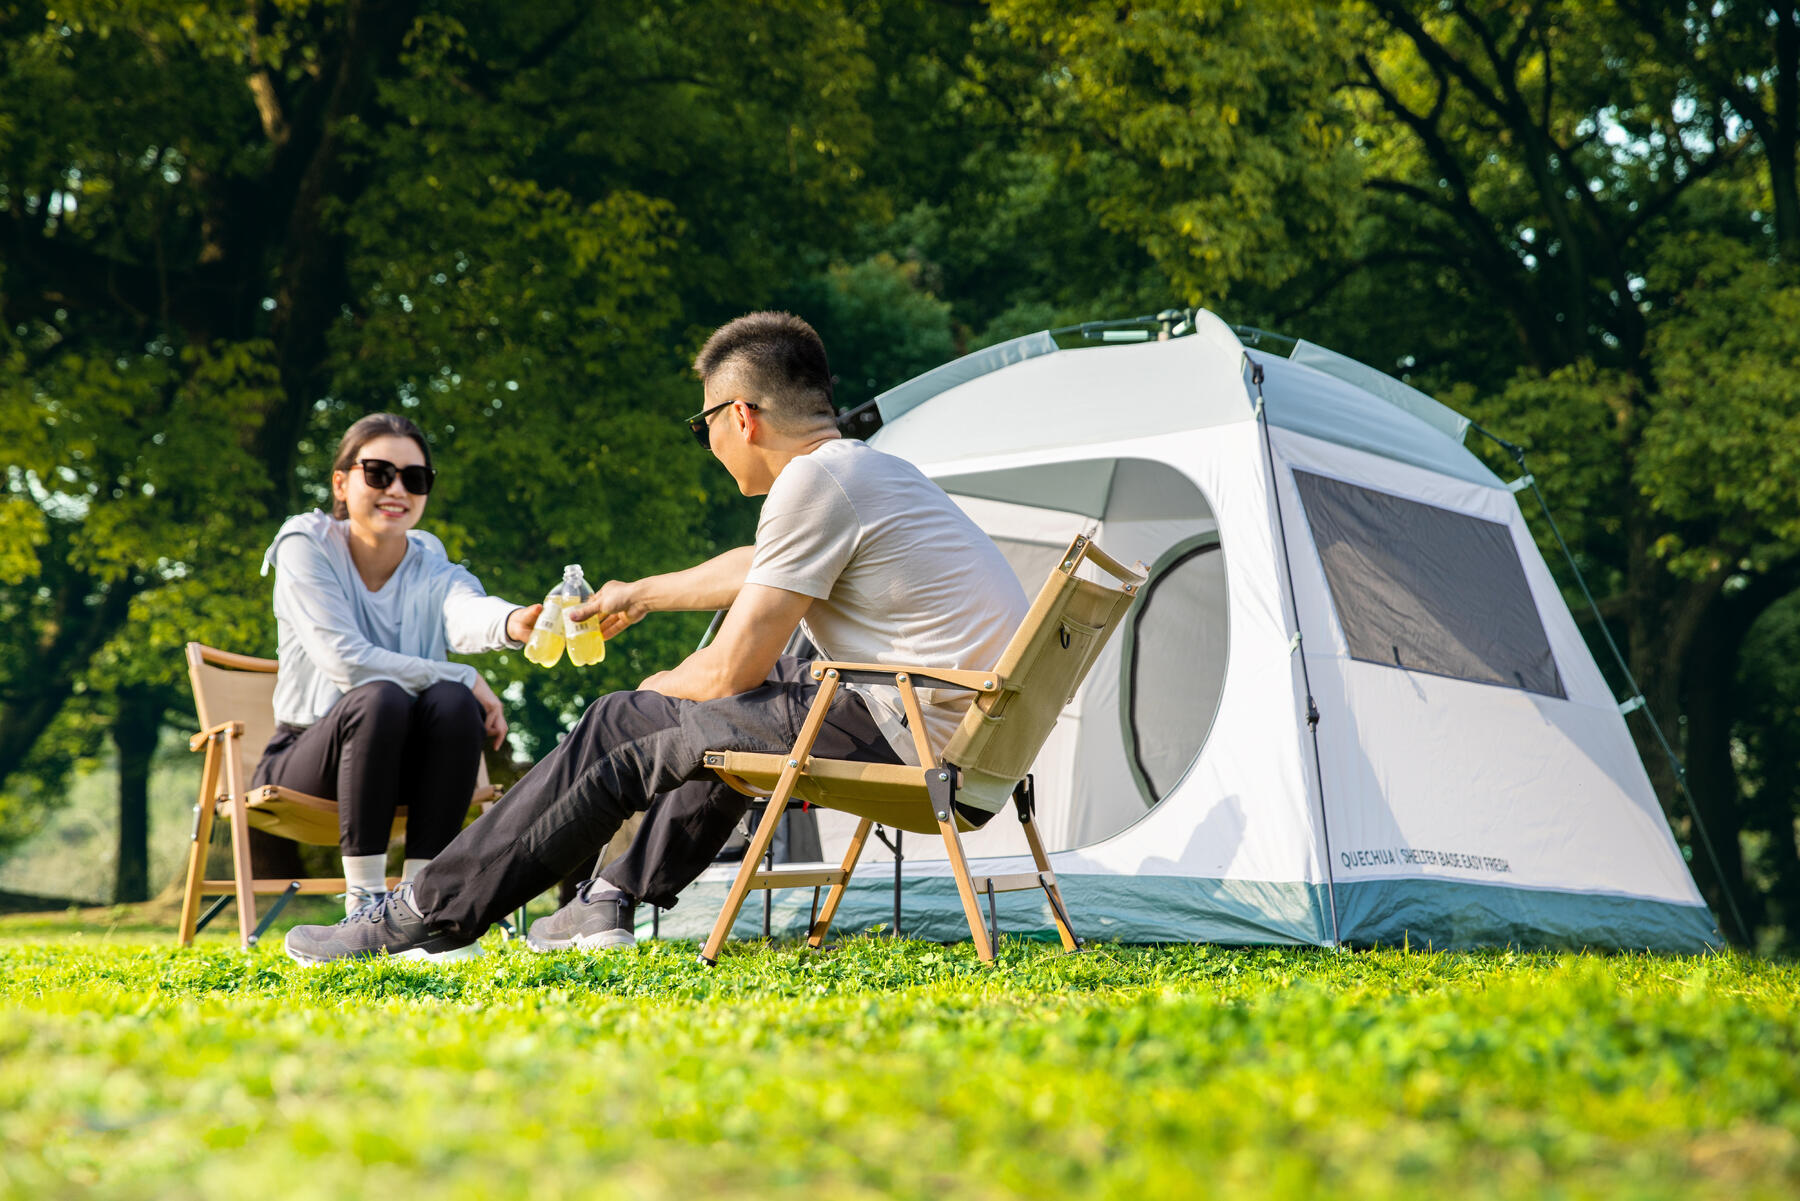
693, 311, 835, 429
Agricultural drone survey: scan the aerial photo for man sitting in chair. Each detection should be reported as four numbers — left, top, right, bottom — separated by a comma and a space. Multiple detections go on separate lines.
285, 311, 1028, 964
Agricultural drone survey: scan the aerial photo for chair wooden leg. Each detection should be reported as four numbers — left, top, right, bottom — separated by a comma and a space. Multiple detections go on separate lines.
936, 810, 995, 963
699, 674, 841, 966
806, 817, 873, 948
220, 746, 258, 949
699, 783, 794, 965
177, 741, 221, 947
1019, 811, 1079, 953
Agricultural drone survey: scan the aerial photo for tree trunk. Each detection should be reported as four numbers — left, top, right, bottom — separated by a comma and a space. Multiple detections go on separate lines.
1744, 746, 1800, 942
111, 686, 162, 904
1771, 0, 1799, 263
255, 0, 425, 510
1622, 496, 1684, 821
249, 829, 309, 880
1681, 614, 1752, 936
0, 570, 137, 793
1617, 503, 1758, 940
1621, 553, 1800, 945
1772, 148, 1800, 266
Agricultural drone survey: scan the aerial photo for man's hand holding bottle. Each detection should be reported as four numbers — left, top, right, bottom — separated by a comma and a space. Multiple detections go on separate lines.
566, 579, 645, 641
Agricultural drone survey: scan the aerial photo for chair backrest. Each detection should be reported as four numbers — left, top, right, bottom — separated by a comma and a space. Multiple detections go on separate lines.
187, 643, 281, 763
941, 535, 1142, 811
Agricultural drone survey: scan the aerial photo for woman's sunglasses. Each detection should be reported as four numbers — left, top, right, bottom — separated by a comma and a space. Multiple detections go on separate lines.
353, 458, 436, 495
684, 400, 759, 450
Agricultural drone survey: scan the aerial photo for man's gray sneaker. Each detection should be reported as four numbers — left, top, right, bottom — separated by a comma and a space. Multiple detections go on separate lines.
285, 882, 484, 966
525, 881, 636, 952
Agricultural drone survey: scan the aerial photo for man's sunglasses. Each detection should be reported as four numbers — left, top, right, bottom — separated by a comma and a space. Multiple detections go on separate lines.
352, 458, 436, 495
684, 400, 759, 450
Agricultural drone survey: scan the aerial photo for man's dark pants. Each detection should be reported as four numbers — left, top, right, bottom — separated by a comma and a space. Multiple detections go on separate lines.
412, 656, 900, 940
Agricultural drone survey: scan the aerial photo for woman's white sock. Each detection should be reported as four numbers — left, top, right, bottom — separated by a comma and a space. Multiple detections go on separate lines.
401, 857, 431, 884
343, 853, 388, 915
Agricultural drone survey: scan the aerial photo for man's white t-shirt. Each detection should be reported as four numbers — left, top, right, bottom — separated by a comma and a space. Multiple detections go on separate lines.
744, 438, 1028, 764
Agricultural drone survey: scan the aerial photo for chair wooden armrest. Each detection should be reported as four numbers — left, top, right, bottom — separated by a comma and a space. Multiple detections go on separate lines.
806, 660, 1001, 694
189, 721, 244, 752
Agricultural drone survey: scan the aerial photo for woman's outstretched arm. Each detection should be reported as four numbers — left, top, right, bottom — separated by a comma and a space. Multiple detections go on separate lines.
440, 563, 533, 654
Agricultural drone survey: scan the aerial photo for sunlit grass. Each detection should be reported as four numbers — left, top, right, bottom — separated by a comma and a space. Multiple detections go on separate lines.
3, 913, 1797, 1200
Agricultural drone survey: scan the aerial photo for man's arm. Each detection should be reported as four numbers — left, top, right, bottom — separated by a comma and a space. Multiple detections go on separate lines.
566, 545, 755, 639
636, 583, 812, 702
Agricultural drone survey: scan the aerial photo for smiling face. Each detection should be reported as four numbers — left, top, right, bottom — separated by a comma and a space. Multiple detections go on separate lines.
332, 433, 429, 539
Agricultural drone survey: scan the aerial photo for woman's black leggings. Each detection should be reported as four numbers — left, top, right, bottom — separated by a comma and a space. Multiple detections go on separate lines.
252, 680, 484, 858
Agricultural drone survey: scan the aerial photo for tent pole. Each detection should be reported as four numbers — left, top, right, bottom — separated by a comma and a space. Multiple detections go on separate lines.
1249, 356, 1343, 947
1469, 425, 1748, 946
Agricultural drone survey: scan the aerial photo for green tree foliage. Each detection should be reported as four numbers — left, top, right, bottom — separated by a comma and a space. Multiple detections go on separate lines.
1019, 0, 1800, 940
0, 1, 908, 865
5, 0, 1799, 943
784, 255, 955, 413
868, 0, 1800, 941
1332, 3, 1800, 937
984, 0, 1362, 307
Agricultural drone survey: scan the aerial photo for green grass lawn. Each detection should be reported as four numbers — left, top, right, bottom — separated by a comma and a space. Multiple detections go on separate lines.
3, 905, 1798, 1200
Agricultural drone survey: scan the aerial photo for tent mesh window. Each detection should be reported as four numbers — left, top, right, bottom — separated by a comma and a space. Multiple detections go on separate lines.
1125, 537, 1229, 804
1292, 471, 1566, 698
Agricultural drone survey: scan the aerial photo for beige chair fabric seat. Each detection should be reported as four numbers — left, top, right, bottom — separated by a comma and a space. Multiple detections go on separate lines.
238, 787, 419, 847
706, 752, 979, 835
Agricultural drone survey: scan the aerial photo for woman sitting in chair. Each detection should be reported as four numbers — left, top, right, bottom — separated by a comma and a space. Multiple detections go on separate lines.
254, 412, 538, 923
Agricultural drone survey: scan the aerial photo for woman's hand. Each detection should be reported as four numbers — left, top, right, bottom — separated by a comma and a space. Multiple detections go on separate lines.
506, 604, 542, 645
566, 579, 647, 640
469, 674, 509, 750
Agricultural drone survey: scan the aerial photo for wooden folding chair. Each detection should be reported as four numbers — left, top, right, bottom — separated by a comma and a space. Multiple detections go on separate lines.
698, 534, 1143, 964
177, 643, 500, 948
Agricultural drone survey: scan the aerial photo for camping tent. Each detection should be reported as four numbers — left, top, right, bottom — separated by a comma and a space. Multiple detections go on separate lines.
661, 310, 1719, 951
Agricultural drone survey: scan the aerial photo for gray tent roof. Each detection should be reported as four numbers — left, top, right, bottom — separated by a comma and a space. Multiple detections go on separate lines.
867, 316, 1503, 488
1257, 355, 1501, 487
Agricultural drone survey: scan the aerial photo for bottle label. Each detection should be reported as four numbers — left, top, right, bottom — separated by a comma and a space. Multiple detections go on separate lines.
564, 605, 599, 637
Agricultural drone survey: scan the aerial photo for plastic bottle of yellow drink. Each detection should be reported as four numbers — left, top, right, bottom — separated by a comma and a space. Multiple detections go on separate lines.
522, 581, 569, 668
563, 564, 606, 666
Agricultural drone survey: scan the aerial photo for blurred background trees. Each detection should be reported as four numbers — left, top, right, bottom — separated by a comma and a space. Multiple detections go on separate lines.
2, 1, 1797, 946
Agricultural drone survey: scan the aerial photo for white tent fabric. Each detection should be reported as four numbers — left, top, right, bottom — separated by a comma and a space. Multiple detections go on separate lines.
660, 311, 1719, 951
